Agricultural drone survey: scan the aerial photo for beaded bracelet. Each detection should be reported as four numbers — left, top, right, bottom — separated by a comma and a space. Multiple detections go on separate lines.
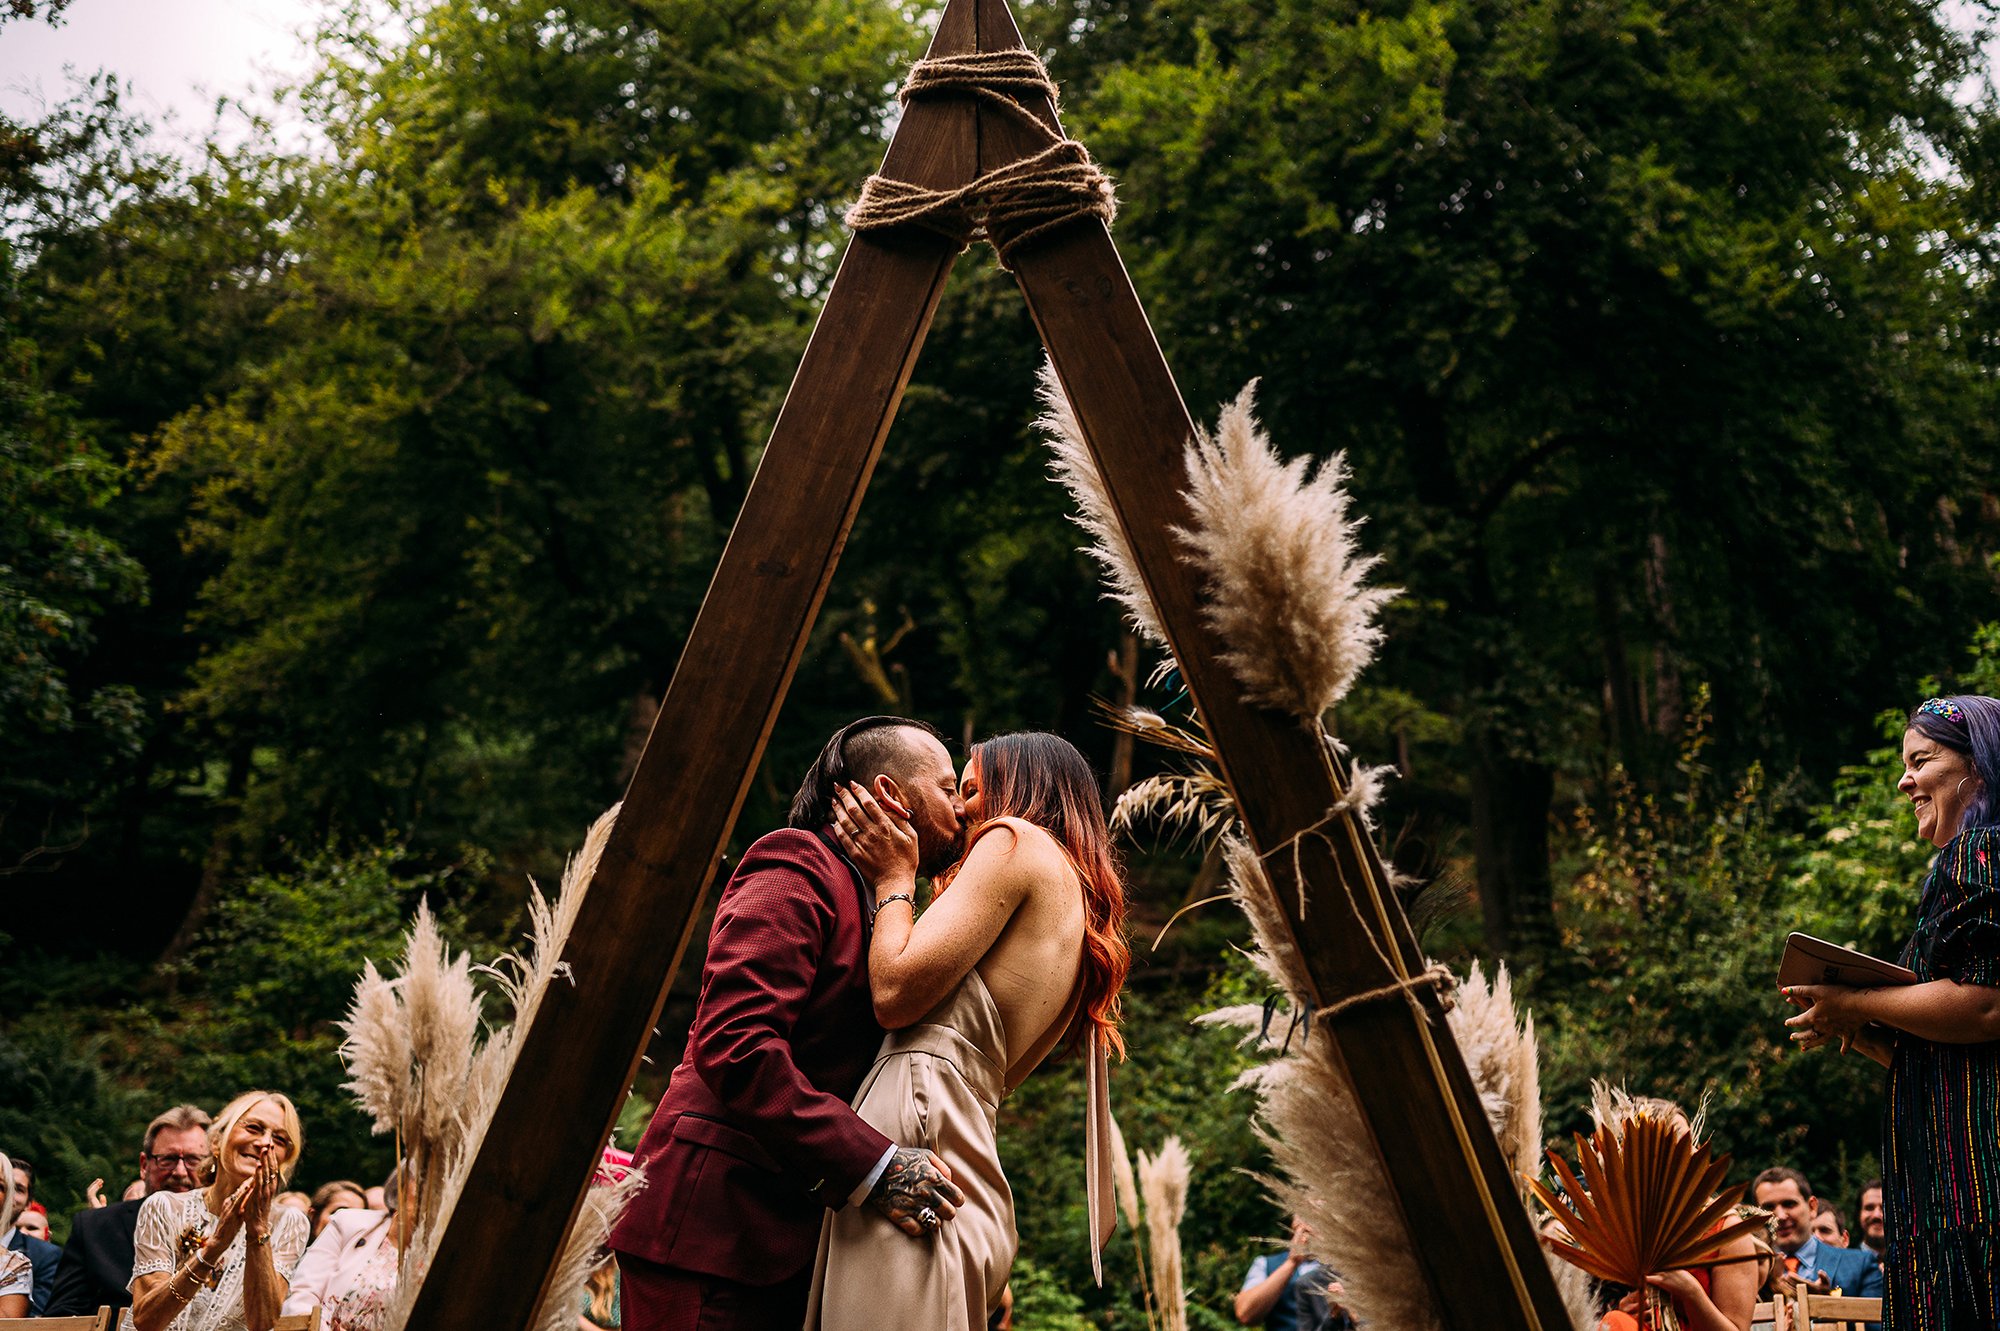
871, 892, 915, 921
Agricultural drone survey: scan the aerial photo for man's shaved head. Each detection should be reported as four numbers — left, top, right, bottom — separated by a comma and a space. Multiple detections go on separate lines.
789, 716, 948, 830
790, 715, 966, 873
842, 724, 933, 791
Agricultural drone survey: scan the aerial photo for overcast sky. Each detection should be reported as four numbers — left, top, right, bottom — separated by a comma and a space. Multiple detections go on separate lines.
3, 0, 1996, 162
0, 0, 329, 153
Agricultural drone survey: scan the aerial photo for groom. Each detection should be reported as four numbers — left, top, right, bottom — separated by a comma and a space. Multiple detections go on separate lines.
612, 715, 971, 1331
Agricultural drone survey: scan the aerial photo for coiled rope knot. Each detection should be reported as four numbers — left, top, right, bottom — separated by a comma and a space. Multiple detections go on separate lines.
844, 49, 1117, 267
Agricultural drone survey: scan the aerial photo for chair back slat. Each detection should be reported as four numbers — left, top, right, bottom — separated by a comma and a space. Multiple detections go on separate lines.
274, 1308, 324, 1331
0, 1310, 111, 1331
1798, 1288, 1883, 1329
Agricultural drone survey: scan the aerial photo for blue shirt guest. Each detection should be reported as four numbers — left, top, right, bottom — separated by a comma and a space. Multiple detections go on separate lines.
1235, 1219, 1351, 1331
1750, 1168, 1881, 1300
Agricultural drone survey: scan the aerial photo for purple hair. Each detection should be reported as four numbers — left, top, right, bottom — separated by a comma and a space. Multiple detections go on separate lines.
1907, 694, 2000, 834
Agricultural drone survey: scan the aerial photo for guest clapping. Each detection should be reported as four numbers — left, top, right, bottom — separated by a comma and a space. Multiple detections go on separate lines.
129, 1091, 311, 1331
1786, 695, 2000, 1328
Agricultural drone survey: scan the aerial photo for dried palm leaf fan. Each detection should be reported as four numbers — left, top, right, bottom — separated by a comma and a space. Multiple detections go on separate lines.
1527, 1112, 1763, 1331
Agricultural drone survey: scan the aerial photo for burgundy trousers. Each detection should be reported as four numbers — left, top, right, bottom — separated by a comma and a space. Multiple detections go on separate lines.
616, 1252, 813, 1331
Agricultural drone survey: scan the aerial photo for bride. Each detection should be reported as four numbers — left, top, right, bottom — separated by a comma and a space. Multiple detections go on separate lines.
806, 730, 1130, 1331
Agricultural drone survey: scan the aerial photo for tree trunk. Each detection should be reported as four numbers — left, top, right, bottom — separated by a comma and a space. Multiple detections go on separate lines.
1645, 531, 1683, 740
1468, 732, 1556, 956
158, 743, 253, 973
1596, 566, 1645, 775
1106, 631, 1139, 797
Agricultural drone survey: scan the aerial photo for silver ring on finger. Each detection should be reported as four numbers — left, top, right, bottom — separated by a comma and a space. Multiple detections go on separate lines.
917, 1207, 940, 1230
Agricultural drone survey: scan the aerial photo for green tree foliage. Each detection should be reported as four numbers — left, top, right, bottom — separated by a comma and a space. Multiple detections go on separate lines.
144, 0, 921, 873
0, 87, 148, 877
1069, 0, 2000, 950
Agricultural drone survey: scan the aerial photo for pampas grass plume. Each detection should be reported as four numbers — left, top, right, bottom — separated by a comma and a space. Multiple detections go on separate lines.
1108, 1112, 1141, 1231
354, 803, 625, 1331
339, 960, 412, 1135
528, 1166, 645, 1331
1177, 380, 1398, 721
1038, 360, 1169, 650
1137, 1136, 1190, 1331
1445, 960, 1542, 1190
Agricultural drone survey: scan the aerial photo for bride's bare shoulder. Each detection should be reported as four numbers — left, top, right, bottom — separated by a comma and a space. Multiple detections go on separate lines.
968, 816, 1067, 870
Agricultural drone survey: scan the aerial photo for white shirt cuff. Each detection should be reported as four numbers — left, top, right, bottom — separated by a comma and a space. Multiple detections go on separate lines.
849, 1144, 899, 1208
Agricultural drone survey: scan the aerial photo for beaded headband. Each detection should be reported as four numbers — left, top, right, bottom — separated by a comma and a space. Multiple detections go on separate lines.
1916, 697, 1967, 727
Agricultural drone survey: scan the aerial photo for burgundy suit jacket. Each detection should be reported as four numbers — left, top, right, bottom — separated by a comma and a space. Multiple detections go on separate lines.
609, 827, 892, 1284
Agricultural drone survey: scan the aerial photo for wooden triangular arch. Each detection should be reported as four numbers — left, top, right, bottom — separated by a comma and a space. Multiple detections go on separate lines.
408, 2, 1568, 1326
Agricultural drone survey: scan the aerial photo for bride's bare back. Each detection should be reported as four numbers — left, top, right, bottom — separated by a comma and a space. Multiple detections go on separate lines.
960, 817, 1087, 1081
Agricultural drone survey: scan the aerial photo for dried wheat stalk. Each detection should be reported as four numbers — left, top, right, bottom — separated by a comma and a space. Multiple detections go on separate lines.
1137, 1136, 1190, 1331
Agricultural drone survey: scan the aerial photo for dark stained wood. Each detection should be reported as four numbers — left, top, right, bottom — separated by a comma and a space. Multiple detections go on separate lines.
415, 1, 1567, 1326
966, 3, 1569, 1325
401, 5, 996, 1325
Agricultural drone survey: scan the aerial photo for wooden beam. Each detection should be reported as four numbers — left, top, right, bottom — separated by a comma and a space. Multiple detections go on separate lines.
412, 1, 1567, 1325
968, 4, 1570, 1325
400, 4, 998, 1324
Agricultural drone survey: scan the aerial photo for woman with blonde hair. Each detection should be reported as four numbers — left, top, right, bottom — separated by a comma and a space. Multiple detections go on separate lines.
0, 1151, 32, 1317
129, 1091, 312, 1331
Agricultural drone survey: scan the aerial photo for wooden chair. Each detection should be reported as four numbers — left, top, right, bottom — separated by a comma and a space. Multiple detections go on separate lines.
1752, 1297, 1789, 1330
1797, 1291, 1882, 1330
1753, 1290, 1883, 1331
275, 1310, 324, 1331
0, 1310, 111, 1331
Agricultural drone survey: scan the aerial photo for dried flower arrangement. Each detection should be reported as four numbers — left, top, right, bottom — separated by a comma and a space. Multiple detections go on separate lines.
337, 805, 640, 1331
1040, 363, 1595, 1329
1527, 1103, 1763, 1331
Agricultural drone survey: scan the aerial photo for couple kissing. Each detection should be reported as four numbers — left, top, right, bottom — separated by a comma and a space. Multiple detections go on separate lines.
609, 716, 1130, 1331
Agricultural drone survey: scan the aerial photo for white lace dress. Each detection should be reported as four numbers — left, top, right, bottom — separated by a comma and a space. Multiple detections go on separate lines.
0, 1238, 31, 1305
126, 1189, 311, 1331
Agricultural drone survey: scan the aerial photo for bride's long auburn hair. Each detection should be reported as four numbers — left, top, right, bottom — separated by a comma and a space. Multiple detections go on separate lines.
935, 731, 1130, 1060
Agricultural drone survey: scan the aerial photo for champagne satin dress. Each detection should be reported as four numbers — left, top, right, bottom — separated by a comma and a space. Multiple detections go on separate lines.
805, 820, 1114, 1331
806, 968, 1022, 1331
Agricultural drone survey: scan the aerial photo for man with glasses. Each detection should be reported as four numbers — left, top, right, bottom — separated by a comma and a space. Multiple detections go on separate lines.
44, 1104, 212, 1317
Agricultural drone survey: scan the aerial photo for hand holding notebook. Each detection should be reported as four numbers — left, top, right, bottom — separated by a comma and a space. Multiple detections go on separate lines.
1777, 932, 1916, 990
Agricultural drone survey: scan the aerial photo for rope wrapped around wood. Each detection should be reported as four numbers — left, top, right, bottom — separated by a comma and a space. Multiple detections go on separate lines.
844, 49, 1117, 267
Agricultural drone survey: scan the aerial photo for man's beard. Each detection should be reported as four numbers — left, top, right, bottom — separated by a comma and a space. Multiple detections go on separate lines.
917, 819, 968, 879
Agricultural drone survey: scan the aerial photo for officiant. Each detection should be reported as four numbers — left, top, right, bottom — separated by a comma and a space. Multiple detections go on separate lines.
1784, 694, 2000, 1331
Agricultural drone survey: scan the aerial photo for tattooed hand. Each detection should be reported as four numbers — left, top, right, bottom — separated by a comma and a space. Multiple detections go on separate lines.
866, 1146, 966, 1239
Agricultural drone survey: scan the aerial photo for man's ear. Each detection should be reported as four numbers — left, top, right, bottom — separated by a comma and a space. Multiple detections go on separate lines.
871, 773, 913, 820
